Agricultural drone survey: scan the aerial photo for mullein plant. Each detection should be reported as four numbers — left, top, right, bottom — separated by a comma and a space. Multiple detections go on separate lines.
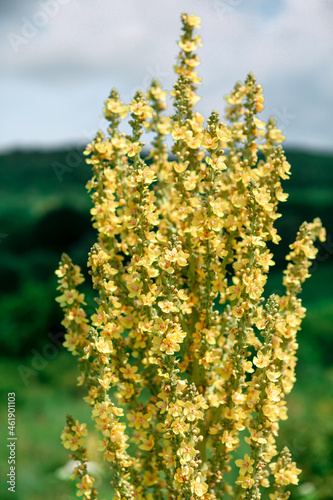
56, 13, 326, 500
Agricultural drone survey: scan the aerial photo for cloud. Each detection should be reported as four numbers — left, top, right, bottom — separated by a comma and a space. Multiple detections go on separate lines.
1, 0, 332, 151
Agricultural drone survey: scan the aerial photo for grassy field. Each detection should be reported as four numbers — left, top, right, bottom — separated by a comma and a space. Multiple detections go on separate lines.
1, 279, 332, 500
0, 352, 116, 500
0, 148, 332, 499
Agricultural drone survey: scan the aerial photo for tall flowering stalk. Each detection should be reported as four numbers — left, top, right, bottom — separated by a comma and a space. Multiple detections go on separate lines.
56, 13, 326, 500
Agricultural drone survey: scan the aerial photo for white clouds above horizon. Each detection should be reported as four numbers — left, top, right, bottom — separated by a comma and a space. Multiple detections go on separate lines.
1, 0, 333, 151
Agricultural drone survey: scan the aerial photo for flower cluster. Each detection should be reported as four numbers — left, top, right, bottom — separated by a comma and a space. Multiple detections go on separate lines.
61, 414, 100, 499
56, 13, 326, 500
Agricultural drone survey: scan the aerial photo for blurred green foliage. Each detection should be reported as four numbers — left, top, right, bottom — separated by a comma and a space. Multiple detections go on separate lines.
0, 148, 332, 499
0, 353, 114, 500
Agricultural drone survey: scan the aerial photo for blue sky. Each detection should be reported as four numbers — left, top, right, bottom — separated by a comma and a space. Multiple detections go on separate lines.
1, 0, 333, 152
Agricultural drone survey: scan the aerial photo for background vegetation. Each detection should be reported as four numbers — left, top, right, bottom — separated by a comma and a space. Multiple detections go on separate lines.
0, 148, 332, 499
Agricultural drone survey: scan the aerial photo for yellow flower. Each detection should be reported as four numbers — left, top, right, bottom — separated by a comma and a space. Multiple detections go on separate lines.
167, 401, 182, 417
119, 363, 138, 380
92, 402, 110, 419
159, 447, 176, 469
209, 199, 225, 217
266, 382, 281, 402
109, 422, 127, 443
221, 431, 239, 451
262, 402, 279, 422
271, 462, 302, 486
186, 14, 201, 28
71, 421, 88, 437
139, 434, 155, 451
129, 99, 153, 119
105, 98, 128, 118
171, 418, 190, 435
127, 141, 142, 157
95, 337, 113, 354
177, 289, 188, 301
126, 279, 143, 297
173, 161, 189, 173
158, 257, 174, 274
56, 289, 82, 307
178, 40, 199, 53
156, 399, 168, 414
253, 187, 274, 212
184, 171, 199, 191
235, 474, 255, 489
191, 476, 208, 497
235, 454, 254, 476
158, 300, 179, 313
253, 350, 271, 368
127, 411, 151, 430
177, 440, 196, 463
227, 283, 243, 301
174, 465, 194, 483
76, 474, 94, 497
160, 334, 181, 355
141, 166, 156, 184
143, 468, 158, 486
171, 124, 188, 141
120, 382, 135, 399
98, 372, 114, 391
140, 292, 156, 306
202, 132, 218, 150
181, 401, 204, 421
61, 432, 84, 451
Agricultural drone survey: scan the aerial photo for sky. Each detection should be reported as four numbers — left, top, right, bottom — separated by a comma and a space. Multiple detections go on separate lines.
1, 0, 333, 153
